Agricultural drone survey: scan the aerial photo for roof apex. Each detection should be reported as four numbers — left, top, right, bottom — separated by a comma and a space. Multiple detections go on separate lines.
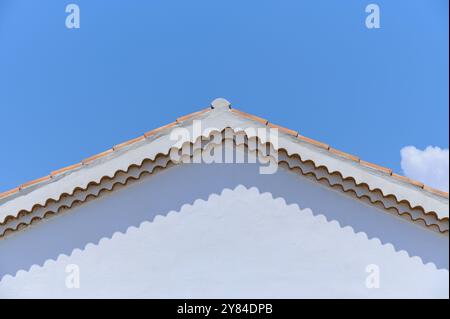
210, 98, 231, 110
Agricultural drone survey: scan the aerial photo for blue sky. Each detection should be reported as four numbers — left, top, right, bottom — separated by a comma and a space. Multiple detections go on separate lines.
0, 0, 448, 192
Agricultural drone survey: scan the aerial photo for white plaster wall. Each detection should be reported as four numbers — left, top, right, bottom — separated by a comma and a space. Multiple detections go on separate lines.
0, 163, 448, 298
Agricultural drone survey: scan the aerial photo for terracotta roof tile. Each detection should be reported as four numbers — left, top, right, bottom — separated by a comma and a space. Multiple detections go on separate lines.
51, 163, 82, 177
391, 173, 423, 188
409, 179, 425, 188
268, 123, 298, 137
231, 109, 268, 125
329, 148, 359, 162
144, 121, 178, 138
423, 185, 449, 198
82, 149, 114, 165
392, 172, 413, 184
176, 108, 210, 123
0, 187, 20, 200
113, 136, 146, 151
19, 175, 52, 190
298, 135, 330, 150
360, 160, 392, 175
408, 179, 425, 188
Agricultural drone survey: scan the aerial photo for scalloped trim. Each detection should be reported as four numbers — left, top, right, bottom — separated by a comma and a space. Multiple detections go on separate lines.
1, 185, 447, 283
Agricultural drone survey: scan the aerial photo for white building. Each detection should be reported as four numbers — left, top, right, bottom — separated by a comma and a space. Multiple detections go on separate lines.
0, 98, 448, 298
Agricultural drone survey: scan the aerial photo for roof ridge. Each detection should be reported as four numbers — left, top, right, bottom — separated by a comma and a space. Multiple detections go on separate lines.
0, 100, 448, 201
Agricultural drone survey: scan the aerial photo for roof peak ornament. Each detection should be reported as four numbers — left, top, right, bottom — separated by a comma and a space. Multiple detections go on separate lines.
211, 98, 231, 110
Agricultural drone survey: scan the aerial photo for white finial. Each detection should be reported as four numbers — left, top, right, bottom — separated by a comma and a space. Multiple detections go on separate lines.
211, 98, 231, 110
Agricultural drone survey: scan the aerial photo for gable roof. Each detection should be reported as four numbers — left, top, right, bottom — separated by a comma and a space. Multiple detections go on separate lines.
0, 98, 448, 234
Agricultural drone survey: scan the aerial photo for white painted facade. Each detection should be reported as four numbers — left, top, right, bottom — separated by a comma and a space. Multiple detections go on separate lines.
0, 163, 448, 298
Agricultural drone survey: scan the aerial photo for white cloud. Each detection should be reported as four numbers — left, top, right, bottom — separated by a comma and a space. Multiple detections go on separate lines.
400, 146, 449, 192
